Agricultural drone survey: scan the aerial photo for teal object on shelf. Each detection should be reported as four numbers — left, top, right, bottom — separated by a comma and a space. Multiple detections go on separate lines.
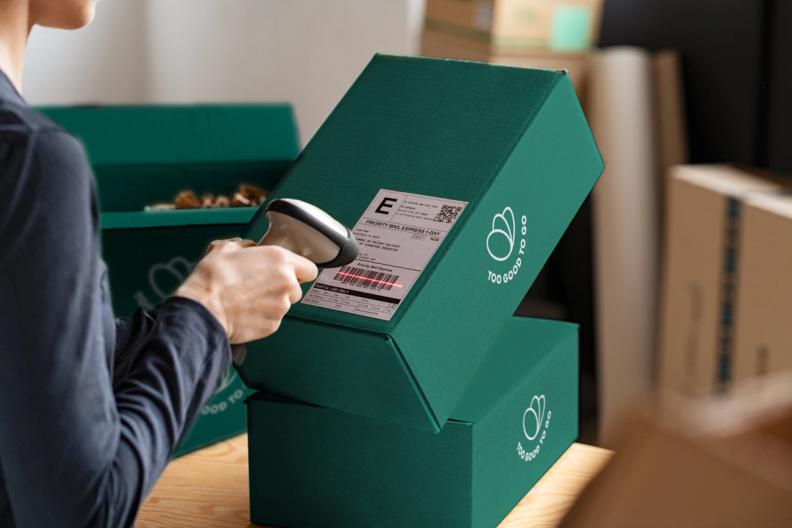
551, 5, 594, 50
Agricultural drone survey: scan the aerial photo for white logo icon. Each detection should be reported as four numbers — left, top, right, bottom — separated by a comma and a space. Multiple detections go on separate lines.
522, 394, 546, 441
486, 207, 516, 262
148, 256, 193, 300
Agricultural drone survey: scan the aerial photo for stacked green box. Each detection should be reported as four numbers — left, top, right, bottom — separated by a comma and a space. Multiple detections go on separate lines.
248, 317, 578, 527
237, 55, 603, 526
238, 56, 601, 430
41, 104, 300, 456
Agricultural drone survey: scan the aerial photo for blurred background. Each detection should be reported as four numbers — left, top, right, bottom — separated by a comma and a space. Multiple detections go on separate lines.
25, 1, 425, 145
27, 0, 792, 484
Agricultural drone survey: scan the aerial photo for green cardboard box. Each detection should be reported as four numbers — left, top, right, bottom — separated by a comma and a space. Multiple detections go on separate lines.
247, 317, 579, 527
238, 55, 602, 432
42, 104, 300, 455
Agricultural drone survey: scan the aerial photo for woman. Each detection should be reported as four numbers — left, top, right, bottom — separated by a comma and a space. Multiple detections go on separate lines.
0, 1, 318, 526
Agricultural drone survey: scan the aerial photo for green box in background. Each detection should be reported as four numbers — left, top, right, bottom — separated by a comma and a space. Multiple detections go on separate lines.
41, 104, 300, 455
247, 317, 579, 527
238, 55, 603, 433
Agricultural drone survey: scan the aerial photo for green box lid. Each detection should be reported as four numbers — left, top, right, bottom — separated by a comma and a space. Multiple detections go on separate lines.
235, 55, 602, 431
40, 104, 300, 456
40, 104, 299, 216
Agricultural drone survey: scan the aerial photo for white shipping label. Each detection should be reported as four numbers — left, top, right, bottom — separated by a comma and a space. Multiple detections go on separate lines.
301, 189, 468, 320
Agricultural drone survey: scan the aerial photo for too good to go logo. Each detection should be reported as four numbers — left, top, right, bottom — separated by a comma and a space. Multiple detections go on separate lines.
517, 394, 551, 463
522, 394, 545, 440
486, 206, 527, 285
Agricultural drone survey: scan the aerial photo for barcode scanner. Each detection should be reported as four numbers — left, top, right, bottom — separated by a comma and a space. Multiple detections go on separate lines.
232, 198, 358, 365
258, 198, 358, 268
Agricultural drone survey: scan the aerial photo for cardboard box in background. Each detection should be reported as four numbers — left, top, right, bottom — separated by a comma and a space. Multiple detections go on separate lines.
657, 165, 781, 397
42, 104, 300, 456
425, 0, 603, 51
421, 28, 589, 98
237, 55, 603, 433
248, 317, 579, 528
732, 193, 792, 384
559, 375, 792, 527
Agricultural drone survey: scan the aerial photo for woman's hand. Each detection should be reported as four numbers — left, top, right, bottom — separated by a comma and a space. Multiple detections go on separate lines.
175, 239, 318, 344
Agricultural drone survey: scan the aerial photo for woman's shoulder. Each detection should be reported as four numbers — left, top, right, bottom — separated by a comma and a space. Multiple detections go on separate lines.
0, 100, 88, 169
0, 103, 96, 270
0, 98, 89, 170
0, 95, 62, 135
0, 101, 93, 219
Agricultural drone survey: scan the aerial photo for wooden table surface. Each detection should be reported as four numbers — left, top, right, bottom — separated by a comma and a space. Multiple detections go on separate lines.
137, 435, 612, 528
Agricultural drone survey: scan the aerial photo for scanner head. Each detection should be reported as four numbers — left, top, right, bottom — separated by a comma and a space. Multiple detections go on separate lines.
260, 198, 358, 268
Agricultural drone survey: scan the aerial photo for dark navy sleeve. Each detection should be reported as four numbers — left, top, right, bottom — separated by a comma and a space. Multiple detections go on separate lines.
0, 128, 231, 527
113, 310, 156, 390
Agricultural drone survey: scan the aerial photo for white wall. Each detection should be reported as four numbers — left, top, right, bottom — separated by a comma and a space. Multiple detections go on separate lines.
24, 0, 149, 104
24, 0, 426, 145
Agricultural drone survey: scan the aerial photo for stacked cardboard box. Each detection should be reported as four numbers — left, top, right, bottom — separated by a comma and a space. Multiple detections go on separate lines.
42, 104, 300, 456
422, 28, 589, 96
238, 55, 603, 526
425, 0, 603, 51
421, 0, 602, 102
658, 165, 792, 397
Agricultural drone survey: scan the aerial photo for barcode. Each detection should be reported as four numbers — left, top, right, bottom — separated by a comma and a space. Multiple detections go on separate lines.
433, 205, 462, 223
334, 266, 400, 291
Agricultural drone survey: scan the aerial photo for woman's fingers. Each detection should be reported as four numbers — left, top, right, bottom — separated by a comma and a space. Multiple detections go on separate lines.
288, 280, 304, 304
288, 253, 319, 283
206, 237, 256, 254
179, 239, 319, 344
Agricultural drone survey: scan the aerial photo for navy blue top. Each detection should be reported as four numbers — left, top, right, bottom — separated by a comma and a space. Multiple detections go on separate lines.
0, 71, 231, 527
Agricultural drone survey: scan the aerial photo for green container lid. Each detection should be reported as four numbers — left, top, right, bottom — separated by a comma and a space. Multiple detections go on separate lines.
42, 103, 301, 456
40, 104, 299, 214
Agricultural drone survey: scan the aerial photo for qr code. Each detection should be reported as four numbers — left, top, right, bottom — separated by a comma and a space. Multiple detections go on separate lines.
433, 205, 462, 223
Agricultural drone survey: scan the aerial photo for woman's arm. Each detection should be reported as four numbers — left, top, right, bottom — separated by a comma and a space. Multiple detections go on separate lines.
113, 309, 155, 390
0, 129, 230, 527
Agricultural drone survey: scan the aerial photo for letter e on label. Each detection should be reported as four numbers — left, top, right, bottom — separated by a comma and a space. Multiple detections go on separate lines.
375, 197, 398, 215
